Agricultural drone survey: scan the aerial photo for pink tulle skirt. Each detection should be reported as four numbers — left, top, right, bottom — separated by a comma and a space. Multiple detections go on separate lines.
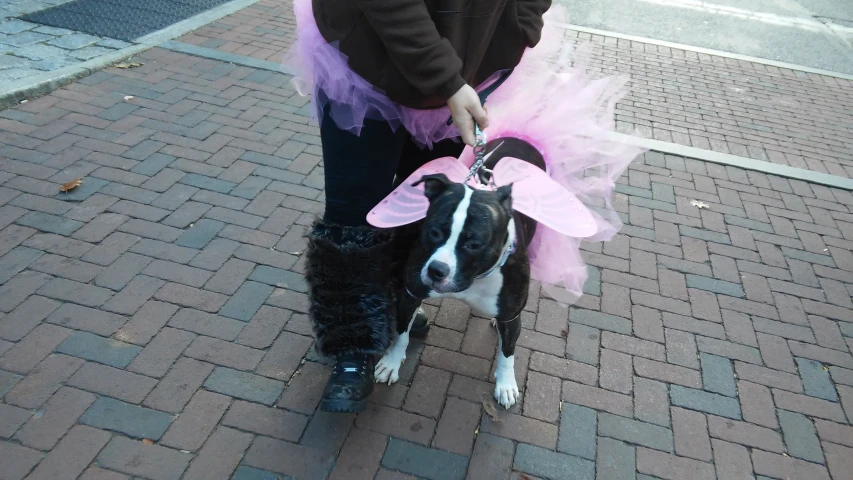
282, 0, 645, 302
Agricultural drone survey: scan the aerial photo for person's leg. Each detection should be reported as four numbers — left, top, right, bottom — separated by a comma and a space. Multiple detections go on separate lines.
307, 99, 407, 412
394, 137, 466, 187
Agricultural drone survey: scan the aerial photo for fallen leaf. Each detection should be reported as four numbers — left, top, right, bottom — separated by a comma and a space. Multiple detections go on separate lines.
560, 328, 568, 338
124, 95, 134, 101
116, 61, 144, 68
19, 99, 28, 104
289, 251, 302, 255
559, 400, 563, 412
690, 199, 709, 209
517, 474, 533, 480
482, 397, 503, 423
59, 178, 84, 192
142, 439, 153, 445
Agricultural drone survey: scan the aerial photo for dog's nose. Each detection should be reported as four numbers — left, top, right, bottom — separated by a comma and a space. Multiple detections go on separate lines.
427, 261, 450, 282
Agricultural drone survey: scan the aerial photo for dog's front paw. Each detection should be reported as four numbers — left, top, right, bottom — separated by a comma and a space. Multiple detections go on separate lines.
493, 368, 519, 409
374, 350, 406, 385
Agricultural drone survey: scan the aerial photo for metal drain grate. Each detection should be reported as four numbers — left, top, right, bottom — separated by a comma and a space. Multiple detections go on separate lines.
21, 0, 234, 42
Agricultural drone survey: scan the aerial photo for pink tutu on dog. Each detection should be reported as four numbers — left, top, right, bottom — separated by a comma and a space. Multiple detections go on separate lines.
282, 0, 644, 302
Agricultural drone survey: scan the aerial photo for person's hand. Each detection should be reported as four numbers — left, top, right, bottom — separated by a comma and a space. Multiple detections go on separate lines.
447, 84, 489, 146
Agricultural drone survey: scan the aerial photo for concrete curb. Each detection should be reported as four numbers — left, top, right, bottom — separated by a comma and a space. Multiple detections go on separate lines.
159, 40, 297, 75
551, 22, 853, 81
0, 0, 263, 110
607, 132, 853, 191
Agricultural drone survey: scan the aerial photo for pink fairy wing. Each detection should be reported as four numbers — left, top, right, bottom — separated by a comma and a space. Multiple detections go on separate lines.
493, 157, 598, 238
367, 157, 470, 228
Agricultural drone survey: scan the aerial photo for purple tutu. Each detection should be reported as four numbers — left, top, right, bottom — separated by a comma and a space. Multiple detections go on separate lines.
281, 0, 509, 149
282, 1, 645, 302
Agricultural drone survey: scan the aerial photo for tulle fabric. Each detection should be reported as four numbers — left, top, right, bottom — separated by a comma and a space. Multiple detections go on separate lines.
454, 10, 646, 302
282, 0, 504, 149
282, 0, 644, 302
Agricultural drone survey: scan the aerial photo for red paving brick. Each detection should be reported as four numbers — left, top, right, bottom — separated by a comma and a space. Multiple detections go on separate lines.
0, 1, 851, 478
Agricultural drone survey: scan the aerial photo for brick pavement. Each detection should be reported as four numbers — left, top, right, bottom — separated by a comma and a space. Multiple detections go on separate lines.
177, 0, 853, 178
1, 17, 853, 480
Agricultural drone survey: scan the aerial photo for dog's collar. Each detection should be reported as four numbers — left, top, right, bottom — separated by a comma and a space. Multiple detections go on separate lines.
474, 238, 516, 280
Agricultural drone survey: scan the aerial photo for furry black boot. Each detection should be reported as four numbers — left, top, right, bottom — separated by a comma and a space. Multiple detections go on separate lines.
306, 220, 397, 412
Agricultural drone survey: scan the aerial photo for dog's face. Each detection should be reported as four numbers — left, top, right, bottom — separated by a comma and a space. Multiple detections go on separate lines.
411, 174, 513, 294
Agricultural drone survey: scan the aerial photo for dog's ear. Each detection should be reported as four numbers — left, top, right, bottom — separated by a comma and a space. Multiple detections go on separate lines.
496, 183, 513, 214
413, 173, 453, 201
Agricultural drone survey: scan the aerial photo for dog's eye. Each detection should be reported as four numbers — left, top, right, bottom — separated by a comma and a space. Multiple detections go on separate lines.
428, 227, 444, 241
466, 241, 482, 251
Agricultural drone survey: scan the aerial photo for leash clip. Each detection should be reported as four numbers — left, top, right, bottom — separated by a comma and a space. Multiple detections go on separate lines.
465, 124, 495, 189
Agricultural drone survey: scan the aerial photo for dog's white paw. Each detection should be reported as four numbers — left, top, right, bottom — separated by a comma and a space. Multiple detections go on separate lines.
374, 350, 406, 385
493, 368, 519, 409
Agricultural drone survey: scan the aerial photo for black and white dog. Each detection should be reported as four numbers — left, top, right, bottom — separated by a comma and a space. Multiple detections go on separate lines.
374, 137, 546, 409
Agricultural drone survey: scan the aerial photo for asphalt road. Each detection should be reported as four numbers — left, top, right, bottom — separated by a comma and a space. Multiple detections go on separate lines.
556, 0, 853, 74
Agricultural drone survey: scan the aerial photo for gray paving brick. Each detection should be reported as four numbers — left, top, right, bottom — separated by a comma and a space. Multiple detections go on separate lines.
680, 226, 731, 245
16, 211, 82, 235
558, 403, 597, 460
4, 31, 52, 46
231, 176, 271, 199
670, 385, 742, 420
514, 443, 595, 480
0, 19, 35, 34
381, 438, 469, 480
45, 303, 126, 337
240, 151, 288, 168
98, 102, 139, 122
778, 410, 824, 464
37, 277, 113, 307
781, 247, 836, 267
80, 397, 173, 440
570, 309, 632, 335
72, 46, 112, 60
231, 466, 292, 480
97, 38, 131, 49
248, 265, 307, 292
179, 173, 235, 194
583, 265, 601, 296
0, 246, 43, 284
94, 252, 153, 290
175, 219, 224, 249
700, 353, 737, 397
598, 413, 674, 452
0, 369, 22, 398
796, 357, 839, 401
56, 331, 142, 368
631, 197, 677, 213
47, 33, 100, 49
566, 323, 601, 365
204, 366, 284, 405
218, 281, 274, 322
651, 182, 675, 203
724, 215, 775, 234
597, 437, 636, 480
685, 275, 745, 298
131, 153, 174, 176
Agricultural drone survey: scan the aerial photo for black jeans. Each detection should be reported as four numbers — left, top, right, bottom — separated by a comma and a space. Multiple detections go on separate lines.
319, 102, 465, 226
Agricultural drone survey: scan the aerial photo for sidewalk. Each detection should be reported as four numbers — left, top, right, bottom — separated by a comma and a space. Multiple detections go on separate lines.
1, 1, 853, 479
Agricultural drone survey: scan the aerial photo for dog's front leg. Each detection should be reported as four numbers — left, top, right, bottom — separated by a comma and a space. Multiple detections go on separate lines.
374, 293, 420, 384
494, 313, 522, 408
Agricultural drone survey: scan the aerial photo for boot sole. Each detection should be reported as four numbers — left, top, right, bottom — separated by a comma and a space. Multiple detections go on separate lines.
320, 397, 368, 413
